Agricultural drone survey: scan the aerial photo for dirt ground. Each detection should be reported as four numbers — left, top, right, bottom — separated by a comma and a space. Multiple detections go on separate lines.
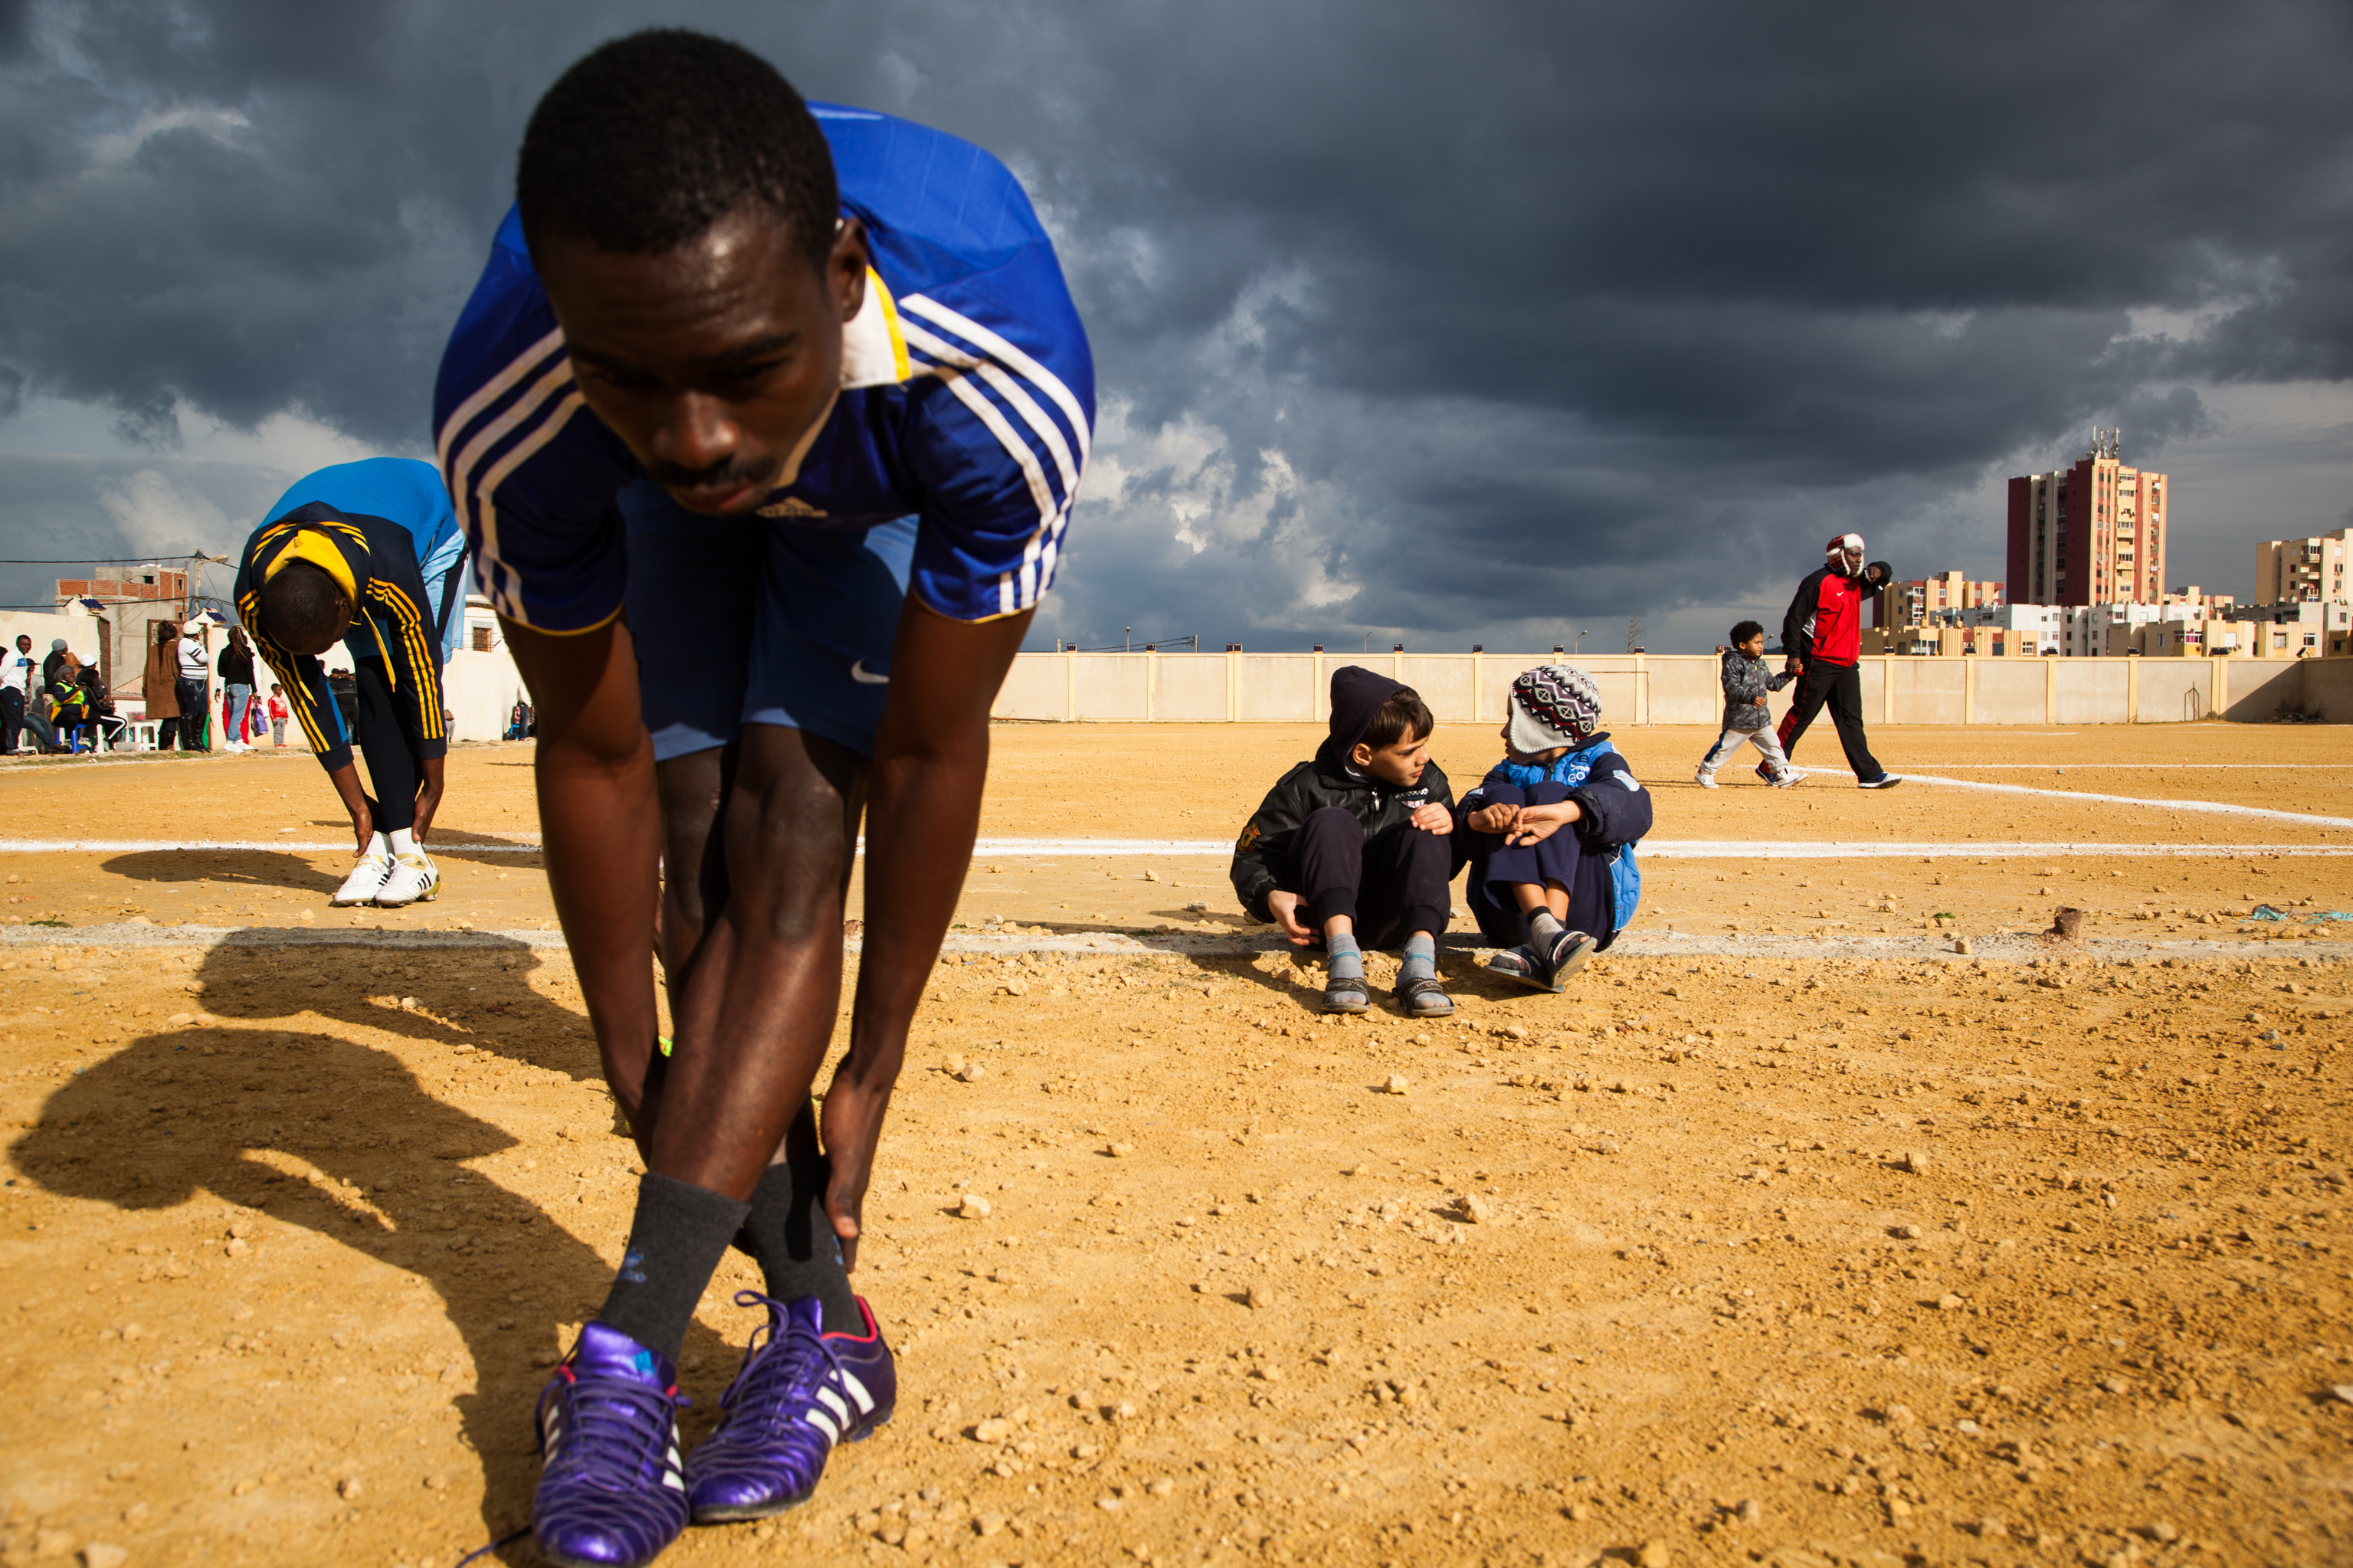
2, 723, 2351, 1568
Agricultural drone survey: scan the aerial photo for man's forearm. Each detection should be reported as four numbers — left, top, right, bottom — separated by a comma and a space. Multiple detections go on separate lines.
504, 617, 664, 1121
843, 738, 986, 1088
537, 727, 663, 1112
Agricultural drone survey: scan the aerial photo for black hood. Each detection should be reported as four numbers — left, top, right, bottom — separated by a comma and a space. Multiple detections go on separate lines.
1322, 664, 1407, 761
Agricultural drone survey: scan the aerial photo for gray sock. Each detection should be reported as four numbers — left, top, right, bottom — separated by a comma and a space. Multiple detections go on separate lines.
1325, 931, 1363, 982
1526, 908, 1565, 947
738, 1153, 862, 1334
1399, 932, 1437, 984
595, 1172, 752, 1363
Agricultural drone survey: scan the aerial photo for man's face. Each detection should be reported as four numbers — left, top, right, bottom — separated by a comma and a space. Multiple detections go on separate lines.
538, 210, 869, 517
1840, 545, 1864, 574
14, 638, 27, 654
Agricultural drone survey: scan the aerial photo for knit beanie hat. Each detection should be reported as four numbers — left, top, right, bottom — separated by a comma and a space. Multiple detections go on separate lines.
1326, 664, 1408, 753
1506, 664, 1600, 755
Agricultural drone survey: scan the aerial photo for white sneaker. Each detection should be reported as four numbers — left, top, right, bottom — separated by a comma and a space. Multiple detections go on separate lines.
332, 853, 394, 906
374, 852, 439, 907
1772, 768, 1810, 789
1694, 769, 1719, 789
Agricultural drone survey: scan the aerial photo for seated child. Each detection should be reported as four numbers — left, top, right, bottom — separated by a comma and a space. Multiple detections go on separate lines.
1231, 666, 1464, 1017
1461, 665, 1652, 991
1696, 620, 1803, 788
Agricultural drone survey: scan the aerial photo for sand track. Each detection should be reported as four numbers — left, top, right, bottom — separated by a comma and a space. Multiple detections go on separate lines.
2, 725, 2350, 1568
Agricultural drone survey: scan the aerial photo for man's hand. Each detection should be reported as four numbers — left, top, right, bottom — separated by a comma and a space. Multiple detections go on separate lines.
818, 1068, 893, 1272
1784, 656, 1804, 678
1409, 802, 1452, 835
412, 755, 447, 841
1467, 802, 1522, 836
1266, 889, 1316, 945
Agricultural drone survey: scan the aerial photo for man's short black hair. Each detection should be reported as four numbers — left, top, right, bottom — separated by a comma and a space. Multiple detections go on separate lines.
517, 28, 839, 267
257, 562, 346, 654
1729, 620, 1765, 644
1362, 687, 1434, 751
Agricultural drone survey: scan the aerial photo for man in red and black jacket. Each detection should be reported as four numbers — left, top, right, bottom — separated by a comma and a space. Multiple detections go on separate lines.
1768, 533, 1901, 788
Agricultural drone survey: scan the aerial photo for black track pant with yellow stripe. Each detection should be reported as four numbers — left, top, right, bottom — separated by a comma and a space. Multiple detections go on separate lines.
350, 657, 428, 833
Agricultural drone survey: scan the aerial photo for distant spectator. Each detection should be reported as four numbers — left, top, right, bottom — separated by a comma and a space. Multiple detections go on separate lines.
267, 683, 290, 747
176, 622, 211, 752
1, 633, 36, 755
327, 667, 359, 737
76, 660, 122, 752
41, 637, 69, 687
145, 622, 183, 750
45, 652, 90, 755
218, 626, 257, 755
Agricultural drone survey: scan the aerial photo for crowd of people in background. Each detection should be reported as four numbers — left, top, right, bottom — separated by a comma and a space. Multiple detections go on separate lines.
0, 617, 304, 758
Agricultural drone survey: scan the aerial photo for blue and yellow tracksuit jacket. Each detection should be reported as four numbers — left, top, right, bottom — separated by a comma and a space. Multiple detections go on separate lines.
232, 506, 448, 775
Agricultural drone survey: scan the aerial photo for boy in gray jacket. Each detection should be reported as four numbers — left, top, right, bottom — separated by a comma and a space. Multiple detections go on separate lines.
1695, 620, 1804, 788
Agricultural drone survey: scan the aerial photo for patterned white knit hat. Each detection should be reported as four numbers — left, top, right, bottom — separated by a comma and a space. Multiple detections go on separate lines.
1506, 664, 1600, 755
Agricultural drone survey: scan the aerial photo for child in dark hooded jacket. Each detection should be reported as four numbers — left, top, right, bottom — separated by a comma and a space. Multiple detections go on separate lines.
1231, 666, 1465, 1018
1461, 665, 1653, 991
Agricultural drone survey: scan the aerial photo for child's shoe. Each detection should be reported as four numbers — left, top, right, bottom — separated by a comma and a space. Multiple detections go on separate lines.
1693, 768, 1718, 789
1320, 973, 1368, 1014
1395, 974, 1453, 1018
1483, 928, 1598, 994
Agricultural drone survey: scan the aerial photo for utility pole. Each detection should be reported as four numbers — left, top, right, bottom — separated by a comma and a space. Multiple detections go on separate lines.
1626, 614, 1643, 654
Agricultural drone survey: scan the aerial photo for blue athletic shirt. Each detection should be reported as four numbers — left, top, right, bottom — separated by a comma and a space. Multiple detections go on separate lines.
253, 457, 470, 664
432, 103, 1095, 635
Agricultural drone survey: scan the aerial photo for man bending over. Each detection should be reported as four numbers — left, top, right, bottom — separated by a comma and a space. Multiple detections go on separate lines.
233, 457, 460, 906
434, 31, 1090, 1567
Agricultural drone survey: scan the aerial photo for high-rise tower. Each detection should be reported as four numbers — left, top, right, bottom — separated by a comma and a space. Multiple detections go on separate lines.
2005, 430, 2168, 607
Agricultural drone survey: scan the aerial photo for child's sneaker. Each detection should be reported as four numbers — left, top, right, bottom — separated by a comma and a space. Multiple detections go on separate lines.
1693, 768, 1718, 789
1483, 929, 1598, 994
1771, 768, 1808, 789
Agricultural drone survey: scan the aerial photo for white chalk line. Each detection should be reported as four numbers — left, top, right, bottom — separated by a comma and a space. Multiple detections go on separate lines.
1895, 774, 2353, 830
3, 837, 2348, 860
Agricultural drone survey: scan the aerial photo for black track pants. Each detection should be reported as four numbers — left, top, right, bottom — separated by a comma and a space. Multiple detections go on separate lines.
349, 657, 426, 833
1774, 660, 1883, 781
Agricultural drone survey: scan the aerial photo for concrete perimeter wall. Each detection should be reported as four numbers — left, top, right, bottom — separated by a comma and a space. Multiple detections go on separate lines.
993, 650, 2349, 726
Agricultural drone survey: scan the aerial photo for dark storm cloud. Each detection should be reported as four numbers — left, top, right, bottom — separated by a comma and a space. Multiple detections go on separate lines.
0, 0, 2347, 647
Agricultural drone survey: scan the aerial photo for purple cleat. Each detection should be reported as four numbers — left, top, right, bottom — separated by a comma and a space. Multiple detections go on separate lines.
687, 1292, 896, 1523
530, 1322, 691, 1568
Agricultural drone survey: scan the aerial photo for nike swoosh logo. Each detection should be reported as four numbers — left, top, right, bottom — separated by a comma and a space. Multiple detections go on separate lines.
849, 660, 890, 686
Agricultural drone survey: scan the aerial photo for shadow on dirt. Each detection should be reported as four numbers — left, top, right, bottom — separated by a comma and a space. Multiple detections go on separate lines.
187, 930, 609, 1085
8, 1025, 737, 1549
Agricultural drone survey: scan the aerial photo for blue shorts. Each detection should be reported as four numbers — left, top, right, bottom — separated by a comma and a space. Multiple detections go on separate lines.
619, 481, 916, 763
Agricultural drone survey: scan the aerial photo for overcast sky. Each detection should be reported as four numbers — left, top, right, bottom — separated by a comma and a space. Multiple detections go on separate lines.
3, 0, 2348, 653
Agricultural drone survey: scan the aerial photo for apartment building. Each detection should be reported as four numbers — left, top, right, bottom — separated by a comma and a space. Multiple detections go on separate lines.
2006, 429, 2168, 607
1870, 570, 2001, 629
2255, 529, 2350, 606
